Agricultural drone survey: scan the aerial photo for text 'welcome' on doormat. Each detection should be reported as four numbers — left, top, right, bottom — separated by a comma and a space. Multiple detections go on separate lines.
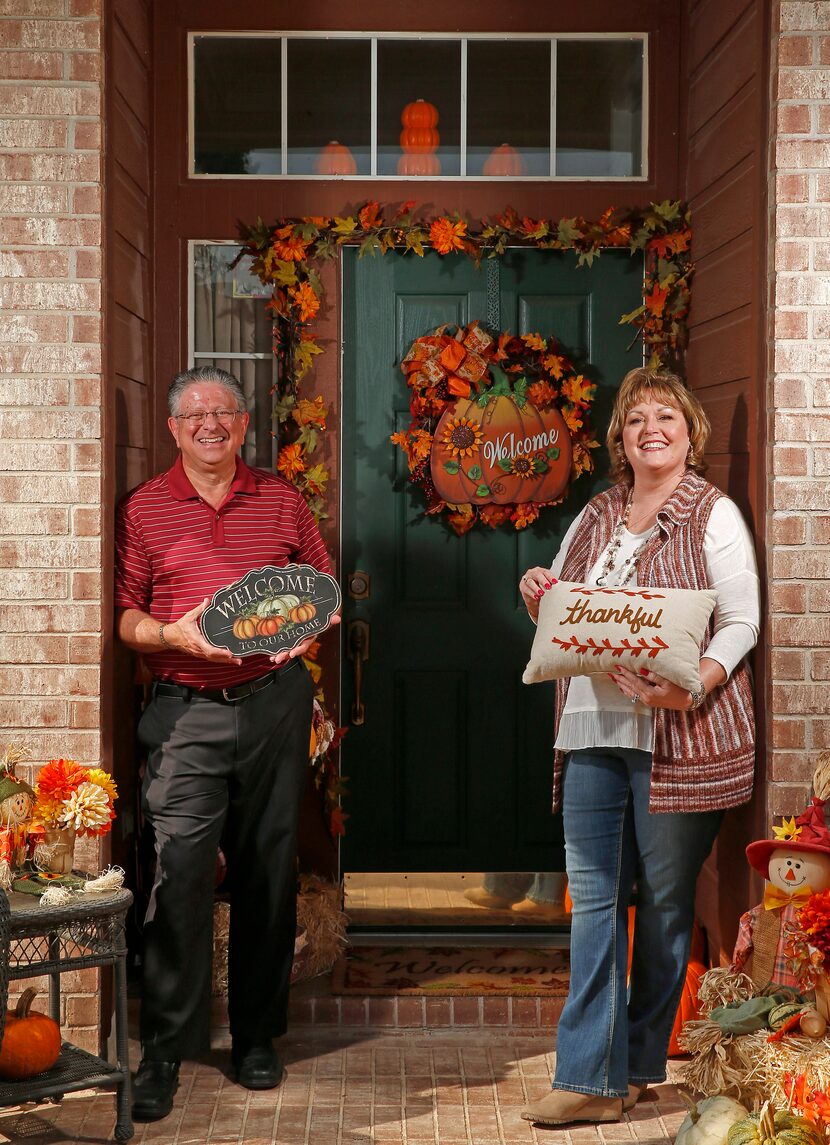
331, 945, 570, 996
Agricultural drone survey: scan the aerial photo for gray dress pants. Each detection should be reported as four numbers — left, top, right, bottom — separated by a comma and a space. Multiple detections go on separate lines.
137, 660, 313, 1061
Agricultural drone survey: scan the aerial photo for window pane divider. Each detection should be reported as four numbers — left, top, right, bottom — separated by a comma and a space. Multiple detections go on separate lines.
280, 36, 288, 175
459, 39, 467, 178
370, 37, 377, 176
550, 38, 557, 177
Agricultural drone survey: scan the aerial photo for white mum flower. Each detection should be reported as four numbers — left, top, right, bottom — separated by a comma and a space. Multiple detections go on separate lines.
59, 781, 111, 832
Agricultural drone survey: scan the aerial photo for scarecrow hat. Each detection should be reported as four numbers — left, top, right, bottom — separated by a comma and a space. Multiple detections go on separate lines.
746, 797, 830, 878
0, 742, 34, 805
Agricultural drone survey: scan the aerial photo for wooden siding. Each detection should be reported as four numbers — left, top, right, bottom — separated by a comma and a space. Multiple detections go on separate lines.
681, 0, 769, 962
104, 0, 154, 876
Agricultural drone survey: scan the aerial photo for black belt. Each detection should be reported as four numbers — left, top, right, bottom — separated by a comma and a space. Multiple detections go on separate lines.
153, 661, 297, 704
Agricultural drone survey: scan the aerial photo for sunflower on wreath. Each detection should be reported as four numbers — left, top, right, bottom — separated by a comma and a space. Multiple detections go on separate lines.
391, 320, 599, 535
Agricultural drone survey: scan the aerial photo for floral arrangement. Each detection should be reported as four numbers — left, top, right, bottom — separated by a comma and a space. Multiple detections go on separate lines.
391, 320, 598, 534
34, 758, 117, 838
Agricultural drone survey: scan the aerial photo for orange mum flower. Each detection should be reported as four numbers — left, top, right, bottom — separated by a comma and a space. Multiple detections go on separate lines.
429, 218, 467, 254
35, 758, 89, 804
277, 442, 307, 480
288, 281, 320, 323
272, 225, 309, 262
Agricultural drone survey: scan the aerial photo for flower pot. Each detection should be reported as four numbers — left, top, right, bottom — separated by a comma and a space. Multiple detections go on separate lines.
34, 826, 76, 875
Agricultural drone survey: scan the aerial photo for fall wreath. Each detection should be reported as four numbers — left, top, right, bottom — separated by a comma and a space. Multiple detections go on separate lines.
391, 321, 598, 534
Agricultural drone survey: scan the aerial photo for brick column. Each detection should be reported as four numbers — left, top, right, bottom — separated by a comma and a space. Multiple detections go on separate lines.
769, 1, 830, 818
0, 0, 104, 1052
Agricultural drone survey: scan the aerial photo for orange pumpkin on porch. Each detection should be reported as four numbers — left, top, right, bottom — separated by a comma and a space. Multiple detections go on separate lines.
0, 987, 61, 1080
401, 99, 438, 129
430, 394, 572, 505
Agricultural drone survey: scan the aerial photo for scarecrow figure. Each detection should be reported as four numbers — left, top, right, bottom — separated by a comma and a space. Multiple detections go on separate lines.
733, 793, 830, 992
0, 762, 35, 891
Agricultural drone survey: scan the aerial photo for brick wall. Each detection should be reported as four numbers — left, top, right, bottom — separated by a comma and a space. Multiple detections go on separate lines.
769, 0, 830, 819
0, 0, 105, 1053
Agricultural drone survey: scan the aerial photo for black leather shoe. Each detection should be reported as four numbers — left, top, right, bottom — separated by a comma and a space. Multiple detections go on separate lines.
232, 1040, 285, 1090
132, 1058, 180, 1121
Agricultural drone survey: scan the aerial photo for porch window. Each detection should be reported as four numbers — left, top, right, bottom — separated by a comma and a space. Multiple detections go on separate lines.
189, 243, 277, 469
190, 32, 647, 181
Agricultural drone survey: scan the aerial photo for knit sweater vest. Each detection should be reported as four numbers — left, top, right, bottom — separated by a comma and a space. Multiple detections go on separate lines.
551, 471, 756, 814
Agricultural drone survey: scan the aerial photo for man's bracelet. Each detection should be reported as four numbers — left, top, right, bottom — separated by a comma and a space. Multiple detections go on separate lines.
159, 623, 170, 648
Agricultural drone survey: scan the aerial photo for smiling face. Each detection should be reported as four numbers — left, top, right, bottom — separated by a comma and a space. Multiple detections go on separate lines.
621, 396, 691, 484
167, 382, 249, 480
0, 791, 31, 827
768, 847, 830, 893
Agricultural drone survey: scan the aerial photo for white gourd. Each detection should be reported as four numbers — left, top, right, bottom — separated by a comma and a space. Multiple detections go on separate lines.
675, 1096, 750, 1145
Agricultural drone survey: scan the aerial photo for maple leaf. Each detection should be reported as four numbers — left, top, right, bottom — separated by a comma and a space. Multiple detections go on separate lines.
261, 252, 298, 286
332, 215, 358, 236
293, 395, 328, 429
557, 218, 582, 244
393, 199, 417, 221
544, 353, 566, 380
561, 374, 596, 405
649, 231, 690, 258
522, 332, 546, 352
303, 464, 329, 497
645, 282, 669, 316
358, 201, 383, 229
527, 379, 558, 407
294, 337, 324, 381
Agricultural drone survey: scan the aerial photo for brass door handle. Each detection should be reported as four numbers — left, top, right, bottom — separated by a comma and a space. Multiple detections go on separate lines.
347, 619, 370, 726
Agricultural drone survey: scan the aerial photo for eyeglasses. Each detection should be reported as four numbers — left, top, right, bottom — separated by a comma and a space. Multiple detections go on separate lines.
175, 409, 241, 426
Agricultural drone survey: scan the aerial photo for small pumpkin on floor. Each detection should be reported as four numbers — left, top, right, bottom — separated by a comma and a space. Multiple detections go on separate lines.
0, 987, 61, 1079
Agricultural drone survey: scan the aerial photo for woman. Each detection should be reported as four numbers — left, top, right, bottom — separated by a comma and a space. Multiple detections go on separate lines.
519, 368, 760, 1127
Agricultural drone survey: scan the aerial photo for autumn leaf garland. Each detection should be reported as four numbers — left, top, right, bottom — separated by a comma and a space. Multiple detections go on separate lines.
238, 198, 693, 532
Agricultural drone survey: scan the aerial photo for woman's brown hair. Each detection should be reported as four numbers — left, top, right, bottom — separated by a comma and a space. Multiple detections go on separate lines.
605, 368, 711, 484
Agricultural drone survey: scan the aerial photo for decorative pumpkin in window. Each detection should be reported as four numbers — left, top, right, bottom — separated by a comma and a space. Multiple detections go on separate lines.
315, 140, 357, 176
397, 99, 441, 176
430, 365, 572, 506
483, 143, 526, 177
397, 153, 441, 177
0, 987, 61, 1080
401, 98, 438, 129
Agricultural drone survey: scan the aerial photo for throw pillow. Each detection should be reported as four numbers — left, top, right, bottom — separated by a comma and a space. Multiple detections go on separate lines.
522, 581, 718, 693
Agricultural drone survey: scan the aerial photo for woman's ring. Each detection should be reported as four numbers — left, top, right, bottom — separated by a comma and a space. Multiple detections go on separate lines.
630, 695, 638, 705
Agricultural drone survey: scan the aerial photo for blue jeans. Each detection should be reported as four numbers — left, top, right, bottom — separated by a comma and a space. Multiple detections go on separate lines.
553, 747, 723, 1097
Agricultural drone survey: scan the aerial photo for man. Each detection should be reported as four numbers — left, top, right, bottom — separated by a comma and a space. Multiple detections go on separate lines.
115, 365, 336, 1122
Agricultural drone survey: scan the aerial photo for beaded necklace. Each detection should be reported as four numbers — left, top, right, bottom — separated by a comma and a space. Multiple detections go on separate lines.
595, 492, 654, 587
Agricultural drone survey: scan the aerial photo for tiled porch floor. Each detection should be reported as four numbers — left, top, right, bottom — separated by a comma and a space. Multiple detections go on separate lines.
0, 1027, 688, 1144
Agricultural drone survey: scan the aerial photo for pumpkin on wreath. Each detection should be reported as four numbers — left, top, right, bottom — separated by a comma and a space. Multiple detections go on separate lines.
391, 320, 598, 534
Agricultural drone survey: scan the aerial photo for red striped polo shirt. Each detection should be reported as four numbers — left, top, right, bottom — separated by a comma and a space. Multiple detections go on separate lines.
114, 456, 332, 688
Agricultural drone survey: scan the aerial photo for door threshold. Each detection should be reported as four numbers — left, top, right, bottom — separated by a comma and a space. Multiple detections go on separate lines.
347, 925, 571, 948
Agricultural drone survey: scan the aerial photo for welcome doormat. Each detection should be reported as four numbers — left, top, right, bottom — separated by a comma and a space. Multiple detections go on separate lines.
331, 945, 570, 996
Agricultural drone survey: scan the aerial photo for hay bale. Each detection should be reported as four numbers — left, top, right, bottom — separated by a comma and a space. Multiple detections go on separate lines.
211, 875, 347, 996
681, 1027, 830, 1106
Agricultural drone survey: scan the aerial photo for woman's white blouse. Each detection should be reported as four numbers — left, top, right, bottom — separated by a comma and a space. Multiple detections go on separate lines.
550, 496, 761, 753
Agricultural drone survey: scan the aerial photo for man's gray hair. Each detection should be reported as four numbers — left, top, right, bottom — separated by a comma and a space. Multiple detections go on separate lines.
167, 366, 248, 416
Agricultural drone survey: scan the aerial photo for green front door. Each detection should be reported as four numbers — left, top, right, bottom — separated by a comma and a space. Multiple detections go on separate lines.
341, 247, 642, 873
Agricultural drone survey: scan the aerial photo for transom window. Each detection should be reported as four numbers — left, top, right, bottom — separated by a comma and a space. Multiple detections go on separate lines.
190, 32, 647, 181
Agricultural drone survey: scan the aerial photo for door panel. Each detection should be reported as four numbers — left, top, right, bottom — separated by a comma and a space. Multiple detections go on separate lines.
341, 246, 642, 872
